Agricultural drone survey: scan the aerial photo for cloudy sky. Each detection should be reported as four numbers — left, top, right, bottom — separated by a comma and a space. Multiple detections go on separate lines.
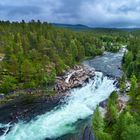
0, 0, 140, 28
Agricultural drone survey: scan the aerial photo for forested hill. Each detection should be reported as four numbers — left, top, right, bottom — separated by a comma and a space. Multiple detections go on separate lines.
0, 21, 126, 95
52, 23, 89, 30
52, 23, 140, 33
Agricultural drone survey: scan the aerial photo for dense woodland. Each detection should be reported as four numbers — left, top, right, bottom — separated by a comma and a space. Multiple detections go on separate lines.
0, 21, 140, 140
92, 31, 140, 140
0, 20, 126, 94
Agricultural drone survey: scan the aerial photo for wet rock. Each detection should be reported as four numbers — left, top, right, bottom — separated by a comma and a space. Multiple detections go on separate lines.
0, 94, 5, 100
99, 99, 108, 108
113, 80, 118, 86
54, 65, 95, 93
82, 126, 95, 140
0, 92, 68, 124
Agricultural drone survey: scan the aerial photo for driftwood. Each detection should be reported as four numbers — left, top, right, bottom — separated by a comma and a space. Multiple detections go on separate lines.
54, 65, 95, 93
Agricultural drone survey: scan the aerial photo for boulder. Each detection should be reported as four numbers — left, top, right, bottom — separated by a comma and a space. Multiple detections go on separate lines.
0, 94, 5, 100
99, 99, 108, 108
54, 65, 95, 93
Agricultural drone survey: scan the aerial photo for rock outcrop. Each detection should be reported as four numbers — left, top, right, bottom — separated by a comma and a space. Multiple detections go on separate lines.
54, 65, 95, 93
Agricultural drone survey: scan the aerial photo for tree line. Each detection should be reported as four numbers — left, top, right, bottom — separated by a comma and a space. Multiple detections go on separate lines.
92, 31, 140, 140
0, 20, 126, 94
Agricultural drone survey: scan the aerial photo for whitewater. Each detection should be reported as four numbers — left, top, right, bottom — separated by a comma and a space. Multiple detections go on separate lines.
0, 71, 116, 140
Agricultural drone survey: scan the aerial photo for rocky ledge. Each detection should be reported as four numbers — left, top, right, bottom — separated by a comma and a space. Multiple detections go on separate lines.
54, 65, 95, 93
0, 65, 95, 125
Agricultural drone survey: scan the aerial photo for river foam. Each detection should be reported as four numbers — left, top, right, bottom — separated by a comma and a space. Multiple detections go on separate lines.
0, 72, 116, 140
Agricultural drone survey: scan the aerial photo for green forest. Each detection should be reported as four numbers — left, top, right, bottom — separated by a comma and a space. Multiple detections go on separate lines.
0, 21, 140, 140
0, 0, 140, 139
92, 31, 140, 140
0, 21, 126, 94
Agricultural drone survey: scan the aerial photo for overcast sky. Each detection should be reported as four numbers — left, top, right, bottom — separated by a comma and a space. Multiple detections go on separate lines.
0, 0, 140, 28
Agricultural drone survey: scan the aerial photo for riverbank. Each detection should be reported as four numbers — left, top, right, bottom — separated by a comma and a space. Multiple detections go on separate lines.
0, 47, 128, 140
54, 65, 95, 93
0, 65, 95, 104
0, 46, 125, 106
0, 65, 95, 124
0, 71, 116, 140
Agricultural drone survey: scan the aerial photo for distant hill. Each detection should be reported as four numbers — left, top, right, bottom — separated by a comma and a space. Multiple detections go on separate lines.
52, 23, 90, 31
52, 23, 140, 32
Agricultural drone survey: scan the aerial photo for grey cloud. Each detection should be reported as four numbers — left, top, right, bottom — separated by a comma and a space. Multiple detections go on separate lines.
0, 0, 140, 27
0, 4, 42, 20
8, 6, 42, 16
78, 0, 140, 27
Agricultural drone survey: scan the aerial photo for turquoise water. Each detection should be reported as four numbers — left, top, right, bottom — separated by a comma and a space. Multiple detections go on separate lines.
0, 72, 116, 140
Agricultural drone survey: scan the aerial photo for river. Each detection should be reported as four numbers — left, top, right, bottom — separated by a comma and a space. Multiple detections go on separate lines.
0, 47, 126, 140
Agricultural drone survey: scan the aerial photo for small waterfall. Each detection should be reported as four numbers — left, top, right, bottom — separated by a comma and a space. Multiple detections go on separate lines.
0, 72, 116, 140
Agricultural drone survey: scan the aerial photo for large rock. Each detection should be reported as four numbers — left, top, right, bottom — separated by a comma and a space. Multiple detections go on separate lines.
54, 65, 95, 93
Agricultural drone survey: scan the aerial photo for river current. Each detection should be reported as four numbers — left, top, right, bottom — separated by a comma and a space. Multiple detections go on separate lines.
0, 47, 126, 140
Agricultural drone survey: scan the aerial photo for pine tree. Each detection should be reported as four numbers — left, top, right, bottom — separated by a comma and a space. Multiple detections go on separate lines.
93, 106, 104, 132
129, 74, 137, 100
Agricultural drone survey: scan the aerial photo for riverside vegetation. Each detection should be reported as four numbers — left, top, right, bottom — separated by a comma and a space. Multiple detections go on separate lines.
92, 31, 140, 140
0, 21, 139, 140
0, 21, 126, 97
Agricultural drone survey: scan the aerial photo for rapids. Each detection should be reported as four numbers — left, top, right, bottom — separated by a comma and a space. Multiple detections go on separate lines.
0, 72, 116, 140
0, 46, 127, 140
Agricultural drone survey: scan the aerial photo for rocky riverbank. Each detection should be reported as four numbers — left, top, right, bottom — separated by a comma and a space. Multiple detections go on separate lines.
0, 65, 95, 125
0, 65, 95, 102
54, 65, 95, 93
99, 87, 130, 118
